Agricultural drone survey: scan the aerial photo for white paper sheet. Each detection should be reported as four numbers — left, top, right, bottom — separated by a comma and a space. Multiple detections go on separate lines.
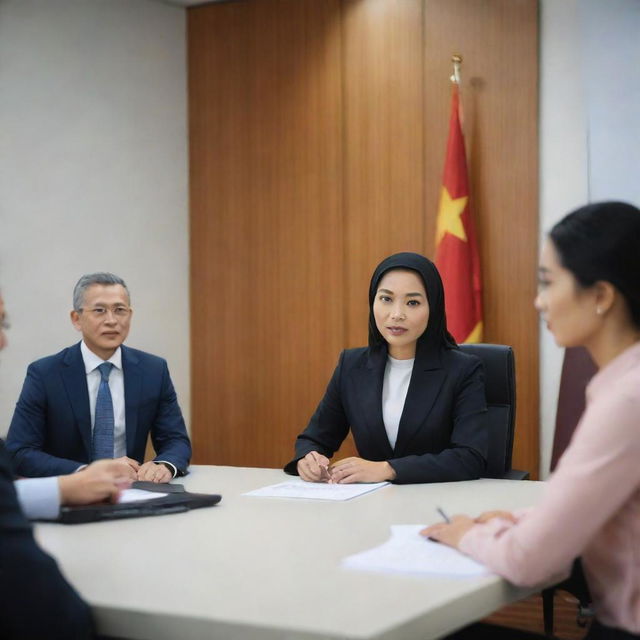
342, 524, 490, 577
117, 488, 168, 503
243, 478, 389, 501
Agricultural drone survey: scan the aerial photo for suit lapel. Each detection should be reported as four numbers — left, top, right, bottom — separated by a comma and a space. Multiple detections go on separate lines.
393, 351, 446, 456
122, 346, 141, 456
61, 343, 93, 459
351, 348, 394, 458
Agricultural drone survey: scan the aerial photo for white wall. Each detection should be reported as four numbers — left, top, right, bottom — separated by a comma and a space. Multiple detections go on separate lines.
580, 0, 640, 204
539, 0, 589, 476
538, 0, 640, 477
0, 0, 190, 436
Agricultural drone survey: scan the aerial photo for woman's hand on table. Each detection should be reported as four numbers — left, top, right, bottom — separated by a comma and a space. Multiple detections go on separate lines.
474, 510, 517, 524
420, 509, 517, 548
328, 457, 396, 484
297, 451, 332, 482
420, 515, 475, 549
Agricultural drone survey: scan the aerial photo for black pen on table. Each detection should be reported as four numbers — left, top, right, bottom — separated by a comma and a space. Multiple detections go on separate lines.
436, 506, 451, 523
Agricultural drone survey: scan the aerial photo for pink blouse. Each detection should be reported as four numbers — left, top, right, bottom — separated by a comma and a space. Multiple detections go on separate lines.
459, 341, 640, 633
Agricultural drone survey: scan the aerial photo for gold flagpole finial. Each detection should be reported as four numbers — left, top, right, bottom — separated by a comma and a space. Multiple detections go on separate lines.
450, 54, 462, 85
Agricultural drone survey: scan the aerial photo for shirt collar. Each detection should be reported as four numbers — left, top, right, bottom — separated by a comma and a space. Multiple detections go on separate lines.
80, 340, 122, 374
587, 341, 640, 401
387, 355, 415, 369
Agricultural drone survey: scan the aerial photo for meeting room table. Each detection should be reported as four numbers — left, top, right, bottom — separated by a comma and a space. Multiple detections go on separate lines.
34, 465, 546, 640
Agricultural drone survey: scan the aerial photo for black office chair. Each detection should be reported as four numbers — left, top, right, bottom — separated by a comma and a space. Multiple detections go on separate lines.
542, 559, 593, 638
458, 343, 529, 480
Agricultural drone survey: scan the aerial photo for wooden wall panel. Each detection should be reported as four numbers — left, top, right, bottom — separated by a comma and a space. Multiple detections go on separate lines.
189, 0, 539, 477
189, 0, 345, 467
423, 0, 539, 476
342, 0, 426, 349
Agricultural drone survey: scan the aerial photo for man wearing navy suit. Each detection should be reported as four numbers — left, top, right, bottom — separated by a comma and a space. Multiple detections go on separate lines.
6, 273, 192, 483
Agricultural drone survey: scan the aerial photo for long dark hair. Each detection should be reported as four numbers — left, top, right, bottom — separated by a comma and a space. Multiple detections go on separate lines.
550, 201, 640, 328
368, 252, 457, 354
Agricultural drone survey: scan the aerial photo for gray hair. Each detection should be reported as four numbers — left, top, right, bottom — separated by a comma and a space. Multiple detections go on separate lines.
73, 273, 130, 311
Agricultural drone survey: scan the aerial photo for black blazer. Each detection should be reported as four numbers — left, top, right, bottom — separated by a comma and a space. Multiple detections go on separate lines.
285, 346, 488, 483
0, 440, 93, 639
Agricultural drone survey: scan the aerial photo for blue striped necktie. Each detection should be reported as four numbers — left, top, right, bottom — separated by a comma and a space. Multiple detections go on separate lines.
92, 362, 115, 460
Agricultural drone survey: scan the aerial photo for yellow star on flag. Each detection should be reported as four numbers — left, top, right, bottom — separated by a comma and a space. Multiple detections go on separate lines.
436, 187, 468, 244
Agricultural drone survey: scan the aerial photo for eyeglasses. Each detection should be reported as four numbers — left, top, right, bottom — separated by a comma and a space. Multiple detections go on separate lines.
80, 306, 131, 318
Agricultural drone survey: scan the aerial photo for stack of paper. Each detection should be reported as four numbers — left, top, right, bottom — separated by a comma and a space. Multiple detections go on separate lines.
342, 525, 490, 577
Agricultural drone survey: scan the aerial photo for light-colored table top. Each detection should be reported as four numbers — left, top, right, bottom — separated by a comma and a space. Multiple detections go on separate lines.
34, 466, 545, 640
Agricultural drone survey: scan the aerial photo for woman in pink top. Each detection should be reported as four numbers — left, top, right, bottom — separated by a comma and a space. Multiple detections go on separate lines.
423, 201, 640, 640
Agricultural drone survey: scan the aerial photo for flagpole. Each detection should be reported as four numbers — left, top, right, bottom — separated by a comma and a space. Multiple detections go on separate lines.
450, 55, 464, 127
450, 54, 462, 85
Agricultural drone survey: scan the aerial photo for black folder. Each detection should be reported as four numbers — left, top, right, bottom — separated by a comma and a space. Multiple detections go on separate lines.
130, 480, 187, 493
57, 489, 221, 524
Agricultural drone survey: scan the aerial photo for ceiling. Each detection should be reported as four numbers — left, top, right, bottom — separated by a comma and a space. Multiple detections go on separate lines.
157, 0, 227, 6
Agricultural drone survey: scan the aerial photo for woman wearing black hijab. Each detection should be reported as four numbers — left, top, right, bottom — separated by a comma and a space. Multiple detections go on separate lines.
284, 252, 488, 484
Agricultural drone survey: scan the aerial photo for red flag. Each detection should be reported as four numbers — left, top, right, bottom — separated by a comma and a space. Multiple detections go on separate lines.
434, 84, 483, 343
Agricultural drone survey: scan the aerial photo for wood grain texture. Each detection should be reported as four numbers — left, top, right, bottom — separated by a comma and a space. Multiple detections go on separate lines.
485, 592, 590, 639
189, 0, 539, 476
342, 0, 426, 349
189, 0, 345, 466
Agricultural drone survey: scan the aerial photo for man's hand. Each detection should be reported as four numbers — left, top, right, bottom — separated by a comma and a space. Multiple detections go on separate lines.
297, 451, 332, 482
419, 515, 475, 549
328, 457, 396, 484
58, 460, 133, 506
112, 456, 141, 480
137, 461, 172, 483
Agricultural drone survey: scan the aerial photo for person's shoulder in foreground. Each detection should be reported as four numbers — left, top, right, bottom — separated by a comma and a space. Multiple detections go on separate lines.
423, 201, 640, 638
0, 297, 95, 639
0, 443, 95, 639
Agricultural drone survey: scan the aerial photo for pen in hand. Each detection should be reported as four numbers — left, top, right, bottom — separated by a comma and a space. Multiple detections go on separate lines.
310, 451, 331, 482
436, 506, 451, 523
422, 507, 451, 544
319, 464, 331, 482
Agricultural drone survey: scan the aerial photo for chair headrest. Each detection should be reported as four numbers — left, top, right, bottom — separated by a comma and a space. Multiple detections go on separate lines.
458, 343, 514, 406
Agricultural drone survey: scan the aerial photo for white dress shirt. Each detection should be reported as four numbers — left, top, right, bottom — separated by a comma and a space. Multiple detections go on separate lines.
81, 341, 126, 458
14, 476, 60, 520
381, 356, 414, 449
80, 341, 177, 477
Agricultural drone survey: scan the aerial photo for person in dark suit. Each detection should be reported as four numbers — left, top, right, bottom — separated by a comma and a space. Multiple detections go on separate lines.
6, 272, 191, 482
284, 252, 487, 484
0, 439, 95, 640
1, 291, 132, 639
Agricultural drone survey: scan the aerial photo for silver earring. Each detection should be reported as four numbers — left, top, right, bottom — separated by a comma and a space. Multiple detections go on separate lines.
596, 307, 603, 315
